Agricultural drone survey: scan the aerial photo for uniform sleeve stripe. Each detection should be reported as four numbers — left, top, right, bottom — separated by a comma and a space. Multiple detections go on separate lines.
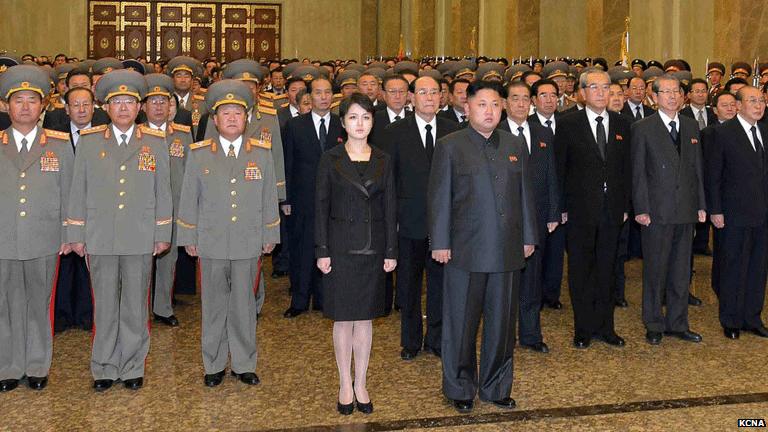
266, 219, 280, 228
156, 218, 173, 226
66, 218, 85, 226
176, 218, 197, 229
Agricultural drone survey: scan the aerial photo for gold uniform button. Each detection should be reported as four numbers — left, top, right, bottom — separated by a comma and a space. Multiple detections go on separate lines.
118, 204, 125, 210
231, 204, 237, 209
19, 211, 26, 217
231, 190, 237, 196
119, 178, 126, 184
20, 185, 26, 191
231, 216, 237, 222
19, 198, 26, 204
119, 191, 126, 197
20, 172, 26, 178
230, 178, 237, 184
120, 165, 126, 171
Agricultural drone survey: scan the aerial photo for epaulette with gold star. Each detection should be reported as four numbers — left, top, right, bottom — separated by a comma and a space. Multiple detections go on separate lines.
258, 105, 277, 116
170, 122, 191, 133
80, 124, 108, 135
190, 139, 213, 151
193, 94, 205, 101
139, 125, 166, 138
248, 137, 271, 150
43, 129, 71, 140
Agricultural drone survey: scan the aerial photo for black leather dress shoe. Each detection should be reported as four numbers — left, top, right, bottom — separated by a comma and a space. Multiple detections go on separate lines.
27, 376, 48, 390
724, 327, 740, 339
271, 270, 288, 278
615, 298, 629, 308
745, 326, 768, 338
123, 377, 143, 390
204, 370, 225, 387
400, 348, 419, 360
452, 399, 474, 413
283, 307, 306, 318
311, 304, 323, 312
337, 401, 354, 415
544, 300, 563, 310
93, 379, 114, 392
153, 314, 179, 327
489, 397, 516, 409
595, 332, 625, 347
231, 371, 260, 385
521, 342, 549, 353
665, 330, 702, 342
356, 399, 374, 414
0, 379, 19, 392
688, 293, 703, 306
423, 345, 442, 358
573, 335, 591, 349
646, 331, 662, 345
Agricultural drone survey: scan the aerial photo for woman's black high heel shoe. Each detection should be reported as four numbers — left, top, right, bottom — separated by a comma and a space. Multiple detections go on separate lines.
353, 385, 374, 414
337, 400, 354, 415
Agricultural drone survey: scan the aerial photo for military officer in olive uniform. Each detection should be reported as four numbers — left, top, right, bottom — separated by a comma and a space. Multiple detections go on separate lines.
67, 69, 172, 392
176, 79, 280, 387
0, 65, 74, 392
167, 56, 207, 134
142, 73, 193, 327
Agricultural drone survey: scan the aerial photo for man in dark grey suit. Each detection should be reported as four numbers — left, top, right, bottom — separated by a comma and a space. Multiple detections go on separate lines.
428, 80, 537, 413
631, 74, 706, 345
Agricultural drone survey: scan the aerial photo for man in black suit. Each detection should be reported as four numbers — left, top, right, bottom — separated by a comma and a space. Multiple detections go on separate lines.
429, 80, 536, 413
500, 81, 560, 354
632, 74, 706, 345
555, 68, 631, 349
50, 87, 99, 332
283, 77, 343, 318
277, 77, 306, 131
370, 75, 411, 147
381, 76, 458, 361
43, 69, 110, 129
530, 79, 567, 310
622, 76, 656, 121
705, 86, 768, 340
436, 78, 470, 126
681, 78, 716, 257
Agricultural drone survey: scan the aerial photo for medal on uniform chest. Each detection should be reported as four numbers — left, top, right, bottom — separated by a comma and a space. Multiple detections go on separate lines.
259, 127, 272, 146
245, 161, 262, 180
170, 138, 184, 158
100, 150, 107, 159
508, 155, 518, 163
138, 145, 156, 172
40, 151, 60, 172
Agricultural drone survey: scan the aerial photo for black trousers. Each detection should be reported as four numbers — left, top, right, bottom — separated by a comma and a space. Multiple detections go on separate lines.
567, 207, 621, 339
398, 236, 443, 351
442, 264, 518, 402
288, 213, 323, 310
641, 223, 692, 333
692, 221, 711, 252
711, 228, 722, 298
718, 223, 768, 329
173, 247, 197, 295
614, 220, 629, 301
271, 209, 290, 274
541, 224, 566, 303
54, 253, 93, 330
518, 230, 546, 345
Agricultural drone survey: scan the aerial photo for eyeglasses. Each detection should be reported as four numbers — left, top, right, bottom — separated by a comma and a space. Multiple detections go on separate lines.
585, 84, 610, 92
109, 98, 138, 106
415, 89, 440, 96
656, 89, 680, 95
69, 102, 92, 109
743, 98, 767, 105
690, 89, 708, 94
385, 89, 407, 96
147, 99, 168, 106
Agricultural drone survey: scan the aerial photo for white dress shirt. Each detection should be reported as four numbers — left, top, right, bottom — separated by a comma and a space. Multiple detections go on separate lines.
387, 107, 406, 123
585, 107, 610, 143
112, 124, 135, 146
149, 122, 167, 132
536, 112, 556, 133
737, 114, 764, 151
508, 119, 531, 153
311, 111, 332, 141
175, 92, 189, 108
627, 100, 645, 118
220, 135, 243, 158
289, 104, 300, 118
690, 104, 708, 126
414, 114, 437, 148
657, 110, 680, 135
70, 122, 91, 147
12, 127, 37, 152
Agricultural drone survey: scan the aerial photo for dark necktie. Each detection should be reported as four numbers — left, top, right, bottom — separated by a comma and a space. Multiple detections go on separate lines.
20, 138, 28, 155
460, 114, 466, 123
545, 119, 553, 134
752, 125, 764, 164
227, 143, 236, 158
319, 117, 327, 150
517, 126, 530, 154
120, 133, 128, 146
635, 105, 642, 120
425, 124, 434, 162
696, 110, 706, 130
595, 116, 606, 159
394, 115, 401, 122
669, 120, 679, 153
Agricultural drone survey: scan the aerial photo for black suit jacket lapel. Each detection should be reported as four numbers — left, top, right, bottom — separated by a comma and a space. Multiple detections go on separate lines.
334, 148, 370, 197
578, 111, 603, 160
406, 118, 428, 164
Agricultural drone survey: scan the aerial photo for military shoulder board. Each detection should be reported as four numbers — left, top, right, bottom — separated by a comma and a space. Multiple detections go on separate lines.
190, 139, 213, 151
80, 124, 108, 135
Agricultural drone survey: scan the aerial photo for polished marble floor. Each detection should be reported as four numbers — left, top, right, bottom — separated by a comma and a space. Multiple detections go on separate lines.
1, 255, 766, 432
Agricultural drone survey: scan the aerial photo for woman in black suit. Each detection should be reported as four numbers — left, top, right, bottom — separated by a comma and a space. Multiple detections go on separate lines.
315, 93, 397, 415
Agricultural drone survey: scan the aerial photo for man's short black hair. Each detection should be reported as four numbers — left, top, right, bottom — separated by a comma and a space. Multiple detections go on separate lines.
65, 69, 92, 88
724, 77, 748, 93
688, 78, 708, 91
448, 78, 470, 93
286, 76, 307, 89
531, 78, 559, 96
64, 86, 95, 104
712, 90, 736, 106
466, 80, 507, 100
309, 76, 333, 92
505, 80, 532, 97
521, 71, 542, 82
381, 74, 408, 90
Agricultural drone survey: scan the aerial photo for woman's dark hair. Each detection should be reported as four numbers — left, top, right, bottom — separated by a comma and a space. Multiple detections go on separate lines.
339, 92, 375, 118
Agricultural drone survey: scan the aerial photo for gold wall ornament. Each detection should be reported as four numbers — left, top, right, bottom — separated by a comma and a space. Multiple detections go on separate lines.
260, 40, 269, 51
100, 38, 110, 49
232, 40, 240, 51
100, 9, 109, 17
168, 10, 176, 18
131, 10, 139, 17
232, 12, 240, 19
196, 39, 206, 51
131, 38, 140, 49
167, 38, 176, 50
